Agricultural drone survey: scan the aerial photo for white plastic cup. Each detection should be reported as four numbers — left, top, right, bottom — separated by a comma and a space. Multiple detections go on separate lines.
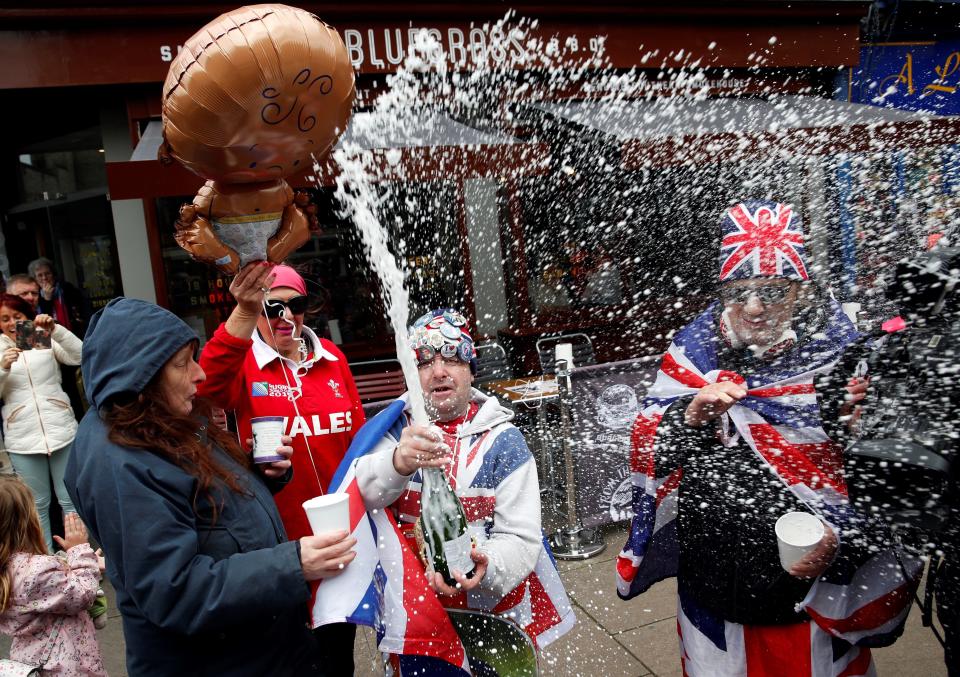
302, 494, 351, 536
555, 342, 574, 369
775, 511, 825, 572
250, 416, 285, 464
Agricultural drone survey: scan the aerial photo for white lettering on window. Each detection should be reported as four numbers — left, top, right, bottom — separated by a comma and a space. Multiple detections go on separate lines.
488, 26, 507, 64
344, 29, 364, 67
448, 28, 466, 66
367, 29, 386, 69
159, 45, 183, 63
384, 28, 405, 65
468, 28, 487, 65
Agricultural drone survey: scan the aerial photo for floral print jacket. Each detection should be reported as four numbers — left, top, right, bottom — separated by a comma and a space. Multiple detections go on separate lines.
0, 544, 105, 676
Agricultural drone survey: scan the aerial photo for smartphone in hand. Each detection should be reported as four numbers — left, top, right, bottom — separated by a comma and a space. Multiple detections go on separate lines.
15, 321, 51, 350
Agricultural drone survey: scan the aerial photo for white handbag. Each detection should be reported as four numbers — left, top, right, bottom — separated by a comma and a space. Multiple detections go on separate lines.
0, 659, 41, 676
0, 615, 64, 676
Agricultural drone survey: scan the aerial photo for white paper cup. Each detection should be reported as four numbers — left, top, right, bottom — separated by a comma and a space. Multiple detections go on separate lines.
302, 494, 351, 536
251, 416, 285, 464
555, 342, 574, 369
775, 511, 825, 572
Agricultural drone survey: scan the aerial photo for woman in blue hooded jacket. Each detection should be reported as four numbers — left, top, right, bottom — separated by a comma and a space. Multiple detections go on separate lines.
64, 296, 356, 675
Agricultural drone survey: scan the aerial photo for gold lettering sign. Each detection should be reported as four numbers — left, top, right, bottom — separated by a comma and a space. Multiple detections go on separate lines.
879, 50, 960, 98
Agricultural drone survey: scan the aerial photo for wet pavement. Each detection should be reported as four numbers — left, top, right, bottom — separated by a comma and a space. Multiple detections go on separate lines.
4, 522, 946, 676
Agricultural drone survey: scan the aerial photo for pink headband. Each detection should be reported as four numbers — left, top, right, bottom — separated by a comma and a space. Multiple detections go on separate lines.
270, 265, 307, 296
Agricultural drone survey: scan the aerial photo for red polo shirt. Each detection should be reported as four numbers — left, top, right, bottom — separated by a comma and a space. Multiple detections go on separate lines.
198, 323, 365, 543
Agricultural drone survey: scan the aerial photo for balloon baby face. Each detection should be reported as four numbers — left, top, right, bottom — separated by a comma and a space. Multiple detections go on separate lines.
160, 4, 355, 184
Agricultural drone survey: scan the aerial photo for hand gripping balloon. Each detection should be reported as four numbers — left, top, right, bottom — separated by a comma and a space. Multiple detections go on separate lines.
159, 4, 355, 274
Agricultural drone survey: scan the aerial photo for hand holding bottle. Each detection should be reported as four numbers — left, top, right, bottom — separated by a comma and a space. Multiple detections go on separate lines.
428, 549, 488, 596
393, 424, 452, 475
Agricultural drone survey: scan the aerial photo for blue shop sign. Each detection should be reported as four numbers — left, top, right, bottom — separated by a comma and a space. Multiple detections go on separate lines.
842, 42, 960, 115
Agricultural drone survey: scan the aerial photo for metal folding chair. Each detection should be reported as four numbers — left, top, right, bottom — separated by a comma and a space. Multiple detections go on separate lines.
474, 341, 512, 386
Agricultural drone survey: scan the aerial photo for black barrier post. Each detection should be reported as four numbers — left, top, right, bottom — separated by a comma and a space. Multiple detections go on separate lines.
548, 357, 606, 560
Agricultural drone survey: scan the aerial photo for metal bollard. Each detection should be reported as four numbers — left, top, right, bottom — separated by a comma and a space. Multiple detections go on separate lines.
547, 357, 606, 560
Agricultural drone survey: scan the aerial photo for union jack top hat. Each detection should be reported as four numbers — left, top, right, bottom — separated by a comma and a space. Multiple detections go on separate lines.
718, 200, 809, 282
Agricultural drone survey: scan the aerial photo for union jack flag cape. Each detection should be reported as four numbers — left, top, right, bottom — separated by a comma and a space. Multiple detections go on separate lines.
311, 399, 471, 675
616, 301, 922, 676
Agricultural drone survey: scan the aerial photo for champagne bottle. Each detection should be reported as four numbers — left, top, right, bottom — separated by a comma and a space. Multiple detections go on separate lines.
418, 465, 475, 587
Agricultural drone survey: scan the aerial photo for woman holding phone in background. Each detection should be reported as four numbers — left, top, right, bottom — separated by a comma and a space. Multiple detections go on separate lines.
0, 293, 82, 552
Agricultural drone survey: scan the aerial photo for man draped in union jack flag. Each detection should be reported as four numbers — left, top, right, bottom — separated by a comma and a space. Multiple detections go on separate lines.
616, 200, 921, 676
312, 308, 574, 674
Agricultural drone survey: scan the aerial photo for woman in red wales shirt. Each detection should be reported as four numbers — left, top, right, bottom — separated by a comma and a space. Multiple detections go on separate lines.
199, 262, 365, 672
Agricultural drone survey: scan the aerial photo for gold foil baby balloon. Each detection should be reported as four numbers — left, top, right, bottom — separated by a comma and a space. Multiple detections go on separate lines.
159, 4, 355, 274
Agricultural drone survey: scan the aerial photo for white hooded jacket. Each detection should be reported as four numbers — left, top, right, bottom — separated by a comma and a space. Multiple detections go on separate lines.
0, 325, 82, 454
356, 389, 543, 599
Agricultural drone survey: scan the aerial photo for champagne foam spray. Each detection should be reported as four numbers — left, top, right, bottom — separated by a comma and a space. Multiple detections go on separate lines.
331, 151, 430, 425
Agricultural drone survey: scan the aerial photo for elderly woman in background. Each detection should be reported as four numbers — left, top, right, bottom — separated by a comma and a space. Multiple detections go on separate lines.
65, 297, 356, 675
0, 292, 82, 552
28, 257, 90, 337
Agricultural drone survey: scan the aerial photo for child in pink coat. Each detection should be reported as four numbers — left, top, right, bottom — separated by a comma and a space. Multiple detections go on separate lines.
0, 476, 105, 676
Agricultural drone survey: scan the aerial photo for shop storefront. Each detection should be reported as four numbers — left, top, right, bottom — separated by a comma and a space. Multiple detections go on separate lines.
505, 94, 960, 366
834, 38, 960, 319
0, 92, 123, 308
6, 1, 926, 369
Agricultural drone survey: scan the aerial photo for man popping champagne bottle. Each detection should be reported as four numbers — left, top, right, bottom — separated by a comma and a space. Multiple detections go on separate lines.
353, 308, 575, 642
409, 310, 479, 587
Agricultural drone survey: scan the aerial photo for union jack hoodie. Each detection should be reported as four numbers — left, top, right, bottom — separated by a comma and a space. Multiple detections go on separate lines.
355, 390, 576, 648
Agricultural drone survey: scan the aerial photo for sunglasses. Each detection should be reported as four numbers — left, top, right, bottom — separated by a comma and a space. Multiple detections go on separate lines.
263, 295, 309, 318
720, 284, 792, 306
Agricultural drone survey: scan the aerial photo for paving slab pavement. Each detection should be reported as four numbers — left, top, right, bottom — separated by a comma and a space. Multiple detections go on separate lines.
2, 523, 949, 676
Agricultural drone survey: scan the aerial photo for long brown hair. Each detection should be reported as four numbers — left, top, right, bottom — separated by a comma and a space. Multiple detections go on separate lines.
102, 367, 254, 521
0, 476, 48, 612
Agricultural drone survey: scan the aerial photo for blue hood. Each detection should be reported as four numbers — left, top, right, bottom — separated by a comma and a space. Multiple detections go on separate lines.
82, 297, 197, 410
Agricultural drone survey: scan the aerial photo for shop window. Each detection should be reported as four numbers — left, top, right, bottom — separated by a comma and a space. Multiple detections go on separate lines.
379, 180, 467, 317
824, 145, 960, 324
4, 194, 120, 308
517, 167, 718, 325
154, 195, 235, 343
18, 147, 107, 204
511, 160, 819, 360
519, 175, 623, 321
7, 122, 118, 306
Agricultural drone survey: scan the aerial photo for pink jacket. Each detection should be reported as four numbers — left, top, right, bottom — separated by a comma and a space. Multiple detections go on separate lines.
0, 544, 105, 676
